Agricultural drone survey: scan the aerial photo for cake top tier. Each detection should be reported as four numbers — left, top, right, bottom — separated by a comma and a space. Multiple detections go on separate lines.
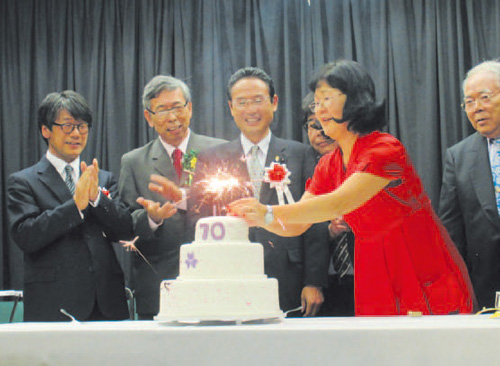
194, 216, 249, 243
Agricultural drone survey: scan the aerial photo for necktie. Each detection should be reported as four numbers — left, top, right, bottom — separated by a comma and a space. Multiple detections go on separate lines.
248, 145, 263, 200
173, 148, 183, 180
332, 232, 353, 279
491, 139, 500, 215
64, 165, 76, 195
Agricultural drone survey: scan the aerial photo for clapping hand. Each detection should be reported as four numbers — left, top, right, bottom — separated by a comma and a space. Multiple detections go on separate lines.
136, 197, 178, 225
74, 159, 99, 211
148, 174, 182, 202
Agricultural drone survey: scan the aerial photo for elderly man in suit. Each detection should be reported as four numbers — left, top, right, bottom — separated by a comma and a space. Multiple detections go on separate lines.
187, 67, 329, 316
7, 91, 133, 322
119, 75, 225, 319
439, 59, 500, 309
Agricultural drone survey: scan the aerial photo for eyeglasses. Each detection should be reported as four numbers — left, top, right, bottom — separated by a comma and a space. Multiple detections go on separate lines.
303, 119, 323, 132
462, 90, 500, 111
232, 96, 270, 110
309, 92, 345, 113
147, 101, 188, 119
53, 122, 89, 134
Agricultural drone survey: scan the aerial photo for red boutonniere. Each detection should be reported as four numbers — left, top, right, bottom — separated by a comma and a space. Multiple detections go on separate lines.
263, 162, 294, 205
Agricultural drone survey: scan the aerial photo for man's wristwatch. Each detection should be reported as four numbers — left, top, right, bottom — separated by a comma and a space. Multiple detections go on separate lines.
264, 205, 274, 226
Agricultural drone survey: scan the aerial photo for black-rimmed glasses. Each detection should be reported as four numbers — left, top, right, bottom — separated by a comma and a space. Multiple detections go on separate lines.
303, 120, 323, 132
53, 122, 89, 134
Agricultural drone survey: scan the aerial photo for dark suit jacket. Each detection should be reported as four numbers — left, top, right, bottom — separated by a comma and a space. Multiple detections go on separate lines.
7, 156, 133, 322
439, 132, 500, 308
188, 135, 330, 311
119, 132, 226, 315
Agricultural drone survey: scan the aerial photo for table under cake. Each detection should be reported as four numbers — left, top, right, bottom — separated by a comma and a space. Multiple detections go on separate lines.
0, 315, 499, 365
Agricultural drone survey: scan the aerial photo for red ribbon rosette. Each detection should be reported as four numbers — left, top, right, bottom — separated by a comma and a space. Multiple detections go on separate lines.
100, 187, 110, 198
263, 162, 294, 205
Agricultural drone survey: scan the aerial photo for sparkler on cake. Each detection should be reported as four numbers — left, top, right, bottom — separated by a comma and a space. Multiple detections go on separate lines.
192, 165, 253, 216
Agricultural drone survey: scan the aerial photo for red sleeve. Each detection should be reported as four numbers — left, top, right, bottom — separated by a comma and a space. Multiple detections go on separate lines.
306, 153, 336, 195
353, 134, 407, 180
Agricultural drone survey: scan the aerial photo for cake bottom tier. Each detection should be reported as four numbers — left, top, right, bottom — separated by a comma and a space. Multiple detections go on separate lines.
156, 278, 283, 322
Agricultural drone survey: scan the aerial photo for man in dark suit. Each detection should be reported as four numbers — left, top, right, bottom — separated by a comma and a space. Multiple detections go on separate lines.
439, 60, 500, 309
188, 67, 329, 316
7, 91, 133, 322
301, 93, 355, 317
119, 75, 225, 319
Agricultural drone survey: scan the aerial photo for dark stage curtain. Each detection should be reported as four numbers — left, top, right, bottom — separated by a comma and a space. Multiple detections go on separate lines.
1, 0, 499, 290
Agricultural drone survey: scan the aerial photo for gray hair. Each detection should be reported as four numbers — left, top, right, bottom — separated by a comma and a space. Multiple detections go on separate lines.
142, 75, 192, 110
463, 59, 500, 93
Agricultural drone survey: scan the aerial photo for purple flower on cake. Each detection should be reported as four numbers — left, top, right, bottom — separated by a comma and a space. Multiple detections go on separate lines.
185, 252, 198, 268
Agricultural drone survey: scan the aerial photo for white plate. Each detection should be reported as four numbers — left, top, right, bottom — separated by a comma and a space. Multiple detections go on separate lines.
155, 312, 284, 325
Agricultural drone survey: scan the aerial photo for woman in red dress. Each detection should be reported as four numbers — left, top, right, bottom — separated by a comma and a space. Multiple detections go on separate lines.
230, 60, 476, 316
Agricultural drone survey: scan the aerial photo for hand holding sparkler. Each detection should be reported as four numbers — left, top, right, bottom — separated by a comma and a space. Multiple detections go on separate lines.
136, 197, 177, 224
148, 174, 182, 202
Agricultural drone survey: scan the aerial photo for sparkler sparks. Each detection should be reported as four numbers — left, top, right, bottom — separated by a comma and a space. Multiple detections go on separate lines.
120, 236, 159, 276
121, 236, 140, 252
276, 218, 286, 231
192, 162, 253, 216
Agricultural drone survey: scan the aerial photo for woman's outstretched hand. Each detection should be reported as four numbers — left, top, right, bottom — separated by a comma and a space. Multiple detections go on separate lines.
227, 198, 266, 227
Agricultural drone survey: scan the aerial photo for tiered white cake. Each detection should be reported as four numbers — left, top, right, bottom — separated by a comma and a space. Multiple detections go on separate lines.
155, 216, 283, 322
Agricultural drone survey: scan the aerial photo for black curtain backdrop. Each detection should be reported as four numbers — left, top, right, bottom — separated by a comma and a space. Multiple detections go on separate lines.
1, 0, 499, 290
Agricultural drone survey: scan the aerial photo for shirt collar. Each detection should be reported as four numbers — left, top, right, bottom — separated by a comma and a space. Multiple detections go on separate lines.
240, 130, 272, 156
159, 128, 191, 158
46, 150, 80, 178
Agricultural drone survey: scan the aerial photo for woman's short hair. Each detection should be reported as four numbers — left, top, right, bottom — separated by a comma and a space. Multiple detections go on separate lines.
309, 60, 386, 134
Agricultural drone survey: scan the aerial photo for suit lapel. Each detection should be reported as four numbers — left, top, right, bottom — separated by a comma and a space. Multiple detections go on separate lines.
186, 132, 200, 151
151, 138, 177, 180
228, 139, 249, 180
470, 133, 500, 227
184, 132, 209, 186
36, 157, 73, 203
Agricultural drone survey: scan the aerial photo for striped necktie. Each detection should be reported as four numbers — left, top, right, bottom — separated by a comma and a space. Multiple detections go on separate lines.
491, 139, 500, 215
332, 232, 353, 278
64, 165, 76, 195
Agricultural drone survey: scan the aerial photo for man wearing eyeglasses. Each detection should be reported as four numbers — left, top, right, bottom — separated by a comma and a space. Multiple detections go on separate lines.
119, 75, 225, 320
439, 59, 500, 309
188, 67, 328, 316
7, 90, 134, 321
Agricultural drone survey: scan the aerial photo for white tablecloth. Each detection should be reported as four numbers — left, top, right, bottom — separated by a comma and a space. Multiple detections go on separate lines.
0, 315, 499, 365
